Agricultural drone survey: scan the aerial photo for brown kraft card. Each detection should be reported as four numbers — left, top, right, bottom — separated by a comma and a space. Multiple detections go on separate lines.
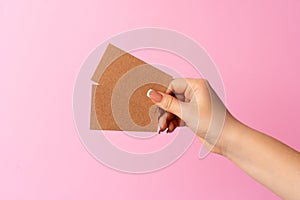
90, 44, 172, 132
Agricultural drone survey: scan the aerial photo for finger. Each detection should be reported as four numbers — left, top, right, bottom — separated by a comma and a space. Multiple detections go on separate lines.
147, 89, 183, 118
167, 118, 180, 133
166, 78, 196, 99
158, 111, 177, 132
158, 112, 169, 133
166, 78, 190, 95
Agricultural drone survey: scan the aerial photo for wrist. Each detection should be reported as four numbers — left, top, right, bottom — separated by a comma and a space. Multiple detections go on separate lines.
215, 112, 244, 157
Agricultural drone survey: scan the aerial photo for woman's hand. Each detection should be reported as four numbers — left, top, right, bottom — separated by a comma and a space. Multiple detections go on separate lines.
147, 78, 231, 154
147, 78, 300, 200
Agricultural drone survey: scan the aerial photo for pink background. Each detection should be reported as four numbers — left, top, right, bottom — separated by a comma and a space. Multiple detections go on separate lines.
1, 0, 300, 199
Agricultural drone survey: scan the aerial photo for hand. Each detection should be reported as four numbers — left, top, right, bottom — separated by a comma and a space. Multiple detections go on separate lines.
147, 78, 300, 200
147, 78, 230, 154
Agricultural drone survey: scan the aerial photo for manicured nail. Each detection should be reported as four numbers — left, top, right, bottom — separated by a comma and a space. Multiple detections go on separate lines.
157, 125, 160, 133
146, 89, 152, 98
146, 89, 163, 102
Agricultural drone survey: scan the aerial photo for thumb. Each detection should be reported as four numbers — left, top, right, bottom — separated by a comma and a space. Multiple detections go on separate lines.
147, 89, 182, 118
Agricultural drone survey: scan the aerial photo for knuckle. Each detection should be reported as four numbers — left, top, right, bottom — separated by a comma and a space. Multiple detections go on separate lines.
199, 78, 207, 84
198, 78, 209, 88
162, 96, 174, 110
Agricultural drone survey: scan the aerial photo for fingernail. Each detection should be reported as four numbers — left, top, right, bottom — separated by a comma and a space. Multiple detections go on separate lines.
146, 89, 163, 102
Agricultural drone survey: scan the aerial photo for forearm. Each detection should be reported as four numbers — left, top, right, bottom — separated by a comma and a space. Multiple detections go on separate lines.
151, 78, 300, 198
219, 114, 300, 200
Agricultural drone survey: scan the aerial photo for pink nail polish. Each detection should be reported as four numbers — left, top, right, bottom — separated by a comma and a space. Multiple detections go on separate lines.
146, 89, 162, 102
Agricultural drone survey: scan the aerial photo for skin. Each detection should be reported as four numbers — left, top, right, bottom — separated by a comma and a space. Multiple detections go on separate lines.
147, 78, 300, 200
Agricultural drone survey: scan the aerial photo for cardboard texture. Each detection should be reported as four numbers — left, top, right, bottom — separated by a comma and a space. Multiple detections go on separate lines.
90, 44, 172, 132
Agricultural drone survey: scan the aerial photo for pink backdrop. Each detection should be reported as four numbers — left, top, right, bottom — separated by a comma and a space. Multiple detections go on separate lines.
1, 0, 299, 199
